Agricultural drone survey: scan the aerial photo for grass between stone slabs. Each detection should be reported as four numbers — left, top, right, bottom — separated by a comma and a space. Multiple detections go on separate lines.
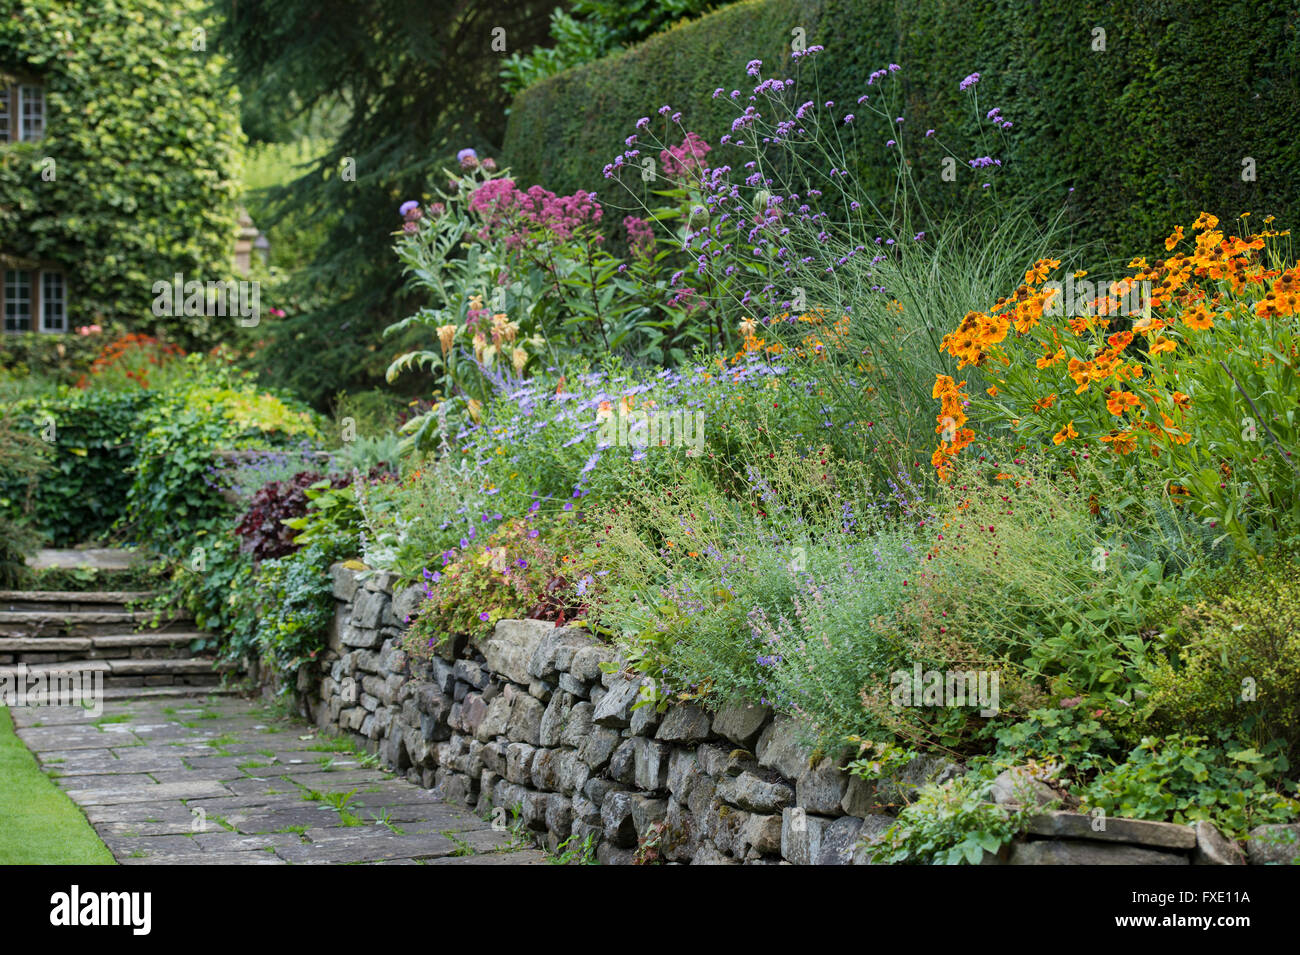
0, 707, 115, 864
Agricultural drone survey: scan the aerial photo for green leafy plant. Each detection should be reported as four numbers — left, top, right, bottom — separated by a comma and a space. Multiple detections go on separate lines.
0, 0, 241, 343
870, 767, 1047, 865
1079, 733, 1298, 838
0, 388, 150, 545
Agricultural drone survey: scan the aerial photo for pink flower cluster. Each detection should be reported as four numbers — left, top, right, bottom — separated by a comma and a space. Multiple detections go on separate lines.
468, 178, 603, 248
624, 215, 655, 261
660, 132, 711, 181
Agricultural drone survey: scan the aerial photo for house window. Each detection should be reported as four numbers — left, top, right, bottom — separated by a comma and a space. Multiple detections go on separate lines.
0, 80, 45, 143
41, 271, 65, 332
20, 85, 44, 141
3, 267, 67, 333
4, 270, 32, 331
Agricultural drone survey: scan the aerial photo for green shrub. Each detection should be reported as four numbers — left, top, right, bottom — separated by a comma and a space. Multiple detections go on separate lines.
909, 460, 1203, 705
992, 705, 1125, 779
124, 361, 321, 556
404, 514, 588, 656
0, 414, 48, 584
1142, 554, 1300, 757
870, 766, 1046, 865
165, 534, 255, 657
0, 330, 118, 391
0, 388, 152, 545
247, 538, 351, 681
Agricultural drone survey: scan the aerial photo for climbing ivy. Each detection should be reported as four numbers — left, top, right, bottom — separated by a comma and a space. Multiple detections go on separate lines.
0, 0, 242, 344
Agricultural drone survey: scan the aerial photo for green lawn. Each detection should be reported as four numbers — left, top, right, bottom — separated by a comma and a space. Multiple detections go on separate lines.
0, 707, 115, 864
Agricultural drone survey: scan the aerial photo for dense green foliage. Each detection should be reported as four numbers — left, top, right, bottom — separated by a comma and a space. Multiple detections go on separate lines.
498, 0, 732, 97
0, 358, 320, 550
504, 0, 1300, 253
0, 388, 148, 545
0, 0, 242, 341
0, 414, 47, 584
1143, 555, 1300, 759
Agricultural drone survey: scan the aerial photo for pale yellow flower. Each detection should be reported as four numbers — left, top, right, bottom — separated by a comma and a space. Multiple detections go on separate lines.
437, 324, 457, 356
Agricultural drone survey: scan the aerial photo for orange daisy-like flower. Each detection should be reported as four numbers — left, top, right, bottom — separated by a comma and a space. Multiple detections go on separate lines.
1172, 391, 1191, 408
1148, 336, 1177, 356
1256, 294, 1283, 320
1164, 225, 1185, 251
1032, 393, 1058, 412
1180, 303, 1214, 331
1052, 421, 1078, 445
1099, 431, 1138, 455
1023, 259, 1060, 285
1132, 315, 1163, 336
1106, 389, 1142, 416
1036, 347, 1065, 369
1192, 212, 1220, 232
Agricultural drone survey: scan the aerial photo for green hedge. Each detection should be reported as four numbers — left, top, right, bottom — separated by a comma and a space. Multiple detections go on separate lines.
504, 0, 1300, 253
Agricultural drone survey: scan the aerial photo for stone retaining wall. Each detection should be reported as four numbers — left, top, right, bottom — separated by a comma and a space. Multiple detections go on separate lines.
295, 562, 1290, 865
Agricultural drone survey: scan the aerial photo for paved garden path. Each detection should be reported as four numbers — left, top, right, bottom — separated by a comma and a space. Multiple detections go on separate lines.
9, 694, 546, 865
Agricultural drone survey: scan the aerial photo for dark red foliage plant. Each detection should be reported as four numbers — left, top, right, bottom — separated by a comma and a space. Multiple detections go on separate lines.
233, 470, 350, 561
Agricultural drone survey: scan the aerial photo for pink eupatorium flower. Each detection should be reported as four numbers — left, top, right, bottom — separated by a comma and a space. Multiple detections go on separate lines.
660, 132, 711, 181
624, 216, 655, 260
468, 178, 603, 249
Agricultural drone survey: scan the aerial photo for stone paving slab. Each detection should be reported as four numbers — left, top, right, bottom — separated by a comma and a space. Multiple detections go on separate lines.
9, 694, 547, 865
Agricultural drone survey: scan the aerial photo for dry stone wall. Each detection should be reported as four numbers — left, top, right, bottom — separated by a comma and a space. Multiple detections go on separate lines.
297, 562, 1284, 865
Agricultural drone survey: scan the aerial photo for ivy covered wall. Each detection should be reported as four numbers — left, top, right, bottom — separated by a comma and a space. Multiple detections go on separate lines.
0, 0, 243, 343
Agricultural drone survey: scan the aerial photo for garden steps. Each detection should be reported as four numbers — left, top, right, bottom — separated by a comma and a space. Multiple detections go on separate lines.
0, 589, 228, 693
0, 590, 156, 612
0, 609, 193, 638
0, 657, 230, 687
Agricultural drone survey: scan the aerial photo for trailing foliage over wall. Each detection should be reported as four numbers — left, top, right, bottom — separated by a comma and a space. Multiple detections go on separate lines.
504, 0, 1300, 253
0, 0, 242, 342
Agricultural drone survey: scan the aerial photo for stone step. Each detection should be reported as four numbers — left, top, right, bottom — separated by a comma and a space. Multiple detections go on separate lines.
0, 632, 206, 653
107, 657, 229, 677
1, 656, 231, 688
0, 590, 156, 614
100, 685, 240, 701
0, 631, 210, 666
0, 610, 193, 638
